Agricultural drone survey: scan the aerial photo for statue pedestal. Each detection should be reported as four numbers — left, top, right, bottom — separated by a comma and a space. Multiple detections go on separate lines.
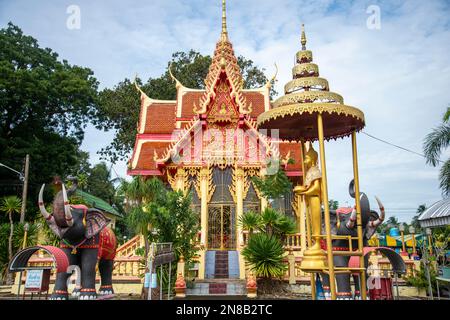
299, 248, 327, 272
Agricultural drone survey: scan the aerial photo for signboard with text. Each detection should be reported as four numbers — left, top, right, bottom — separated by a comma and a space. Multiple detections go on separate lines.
25, 269, 50, 292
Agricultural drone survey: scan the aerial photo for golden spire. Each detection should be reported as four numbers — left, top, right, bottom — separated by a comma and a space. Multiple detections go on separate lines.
301, 24, 307, 50
221, 0, 229, 42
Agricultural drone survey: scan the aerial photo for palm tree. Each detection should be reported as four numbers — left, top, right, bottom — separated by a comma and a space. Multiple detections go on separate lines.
120, 177, 165, 263
0, 196, 22, 284
239, 211, 262, 237
386, 216, 399, 227
423, 107, 450, 196
411, 204, 426, 233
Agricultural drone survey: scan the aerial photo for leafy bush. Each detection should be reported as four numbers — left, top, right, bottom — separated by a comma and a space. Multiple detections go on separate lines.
405, 261, 437, 294
241, 233, 287, 278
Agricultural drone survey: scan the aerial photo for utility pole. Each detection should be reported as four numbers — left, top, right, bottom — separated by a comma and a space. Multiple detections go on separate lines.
20, 154, 29, 223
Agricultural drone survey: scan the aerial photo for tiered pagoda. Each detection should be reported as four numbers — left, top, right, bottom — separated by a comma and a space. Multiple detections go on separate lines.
128, 1, 303, 279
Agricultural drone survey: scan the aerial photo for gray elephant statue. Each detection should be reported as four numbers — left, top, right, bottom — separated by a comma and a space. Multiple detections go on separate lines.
38, 177, 117, 300
320, 180, 385, 300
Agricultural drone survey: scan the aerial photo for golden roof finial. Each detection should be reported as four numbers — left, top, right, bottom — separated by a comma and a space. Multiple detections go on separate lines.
169, 62, 184, 89
301, 24, 307, 50
221, 0, 229, 42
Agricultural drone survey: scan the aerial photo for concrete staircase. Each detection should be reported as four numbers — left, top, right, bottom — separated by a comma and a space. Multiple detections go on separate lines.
0, 285, 13, 297
186, 278, 246, 296
187, 250, 245, 297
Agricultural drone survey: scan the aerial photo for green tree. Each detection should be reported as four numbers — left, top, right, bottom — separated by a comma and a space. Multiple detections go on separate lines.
85, 162, 115, 204
329, 199, 339, 210
0, 23, 100, 219
148, 190, 200, 264
252, 166, 293, 203
423, 107, 450, 196
120, 177, 166, 263
238, 211, 261, 237
94, 50, 276, 163
411, 204, 426, 233
0, 196, 21, 284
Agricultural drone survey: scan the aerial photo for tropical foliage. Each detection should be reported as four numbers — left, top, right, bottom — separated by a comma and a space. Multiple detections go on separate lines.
241, 233, 287, 278
0, 220, 39, 284
252, 166, 293, 202
423, 107, 450, 196
240, 208, 295, 283
0, 196, 21, 273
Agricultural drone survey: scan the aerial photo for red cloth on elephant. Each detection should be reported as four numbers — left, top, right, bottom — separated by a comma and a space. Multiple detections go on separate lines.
336, 207, 353, 215
98, 227, 117, 260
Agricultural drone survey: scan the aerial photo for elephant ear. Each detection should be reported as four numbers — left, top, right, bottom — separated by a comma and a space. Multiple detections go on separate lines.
85, 209, 110, 239
360, 193, 371, 227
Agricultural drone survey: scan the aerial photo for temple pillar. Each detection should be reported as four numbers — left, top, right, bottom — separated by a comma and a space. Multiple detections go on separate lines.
175, 167, 186, 192
235, 167, 246, 279
259, 167, 268, 211
198, 167, 209, 279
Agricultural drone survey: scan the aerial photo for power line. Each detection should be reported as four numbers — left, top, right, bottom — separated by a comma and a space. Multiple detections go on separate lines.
362, 131, 444, 164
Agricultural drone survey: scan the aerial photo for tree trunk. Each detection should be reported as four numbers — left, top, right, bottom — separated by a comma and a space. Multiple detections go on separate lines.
6, 212, 14, 285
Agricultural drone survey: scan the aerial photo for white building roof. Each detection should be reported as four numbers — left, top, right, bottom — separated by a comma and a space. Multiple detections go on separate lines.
418, 197, 450, 228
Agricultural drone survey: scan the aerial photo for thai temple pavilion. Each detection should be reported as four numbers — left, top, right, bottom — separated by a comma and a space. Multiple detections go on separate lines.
129, 1, 315, 280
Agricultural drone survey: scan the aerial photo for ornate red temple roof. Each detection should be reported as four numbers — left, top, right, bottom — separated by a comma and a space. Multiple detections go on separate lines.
128, 1, 302, 179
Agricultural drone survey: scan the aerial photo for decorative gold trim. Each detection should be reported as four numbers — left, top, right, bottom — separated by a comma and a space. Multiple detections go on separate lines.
273, 91, 344, 108
296, 50, 313, 63
284, 77, 329, 94
292, 63, 319, 77
199, 167, 216, 203
167, 170, 176, 190
257, 102, 365, 126
229, 166, 250, 203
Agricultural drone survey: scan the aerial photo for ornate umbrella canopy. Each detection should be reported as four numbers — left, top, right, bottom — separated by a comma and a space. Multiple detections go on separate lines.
257, 25, 365, 141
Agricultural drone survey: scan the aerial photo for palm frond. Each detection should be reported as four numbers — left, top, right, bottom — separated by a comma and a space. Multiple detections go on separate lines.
423, 122, 450, 167
443, 107, 450, 122
0, 196, 22, 215
241, 233, 287, 278
439, 159, 450, 196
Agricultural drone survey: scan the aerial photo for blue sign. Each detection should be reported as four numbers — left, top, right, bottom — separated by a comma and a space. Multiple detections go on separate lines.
144, 273, 158, 288
25, 270, 43, 289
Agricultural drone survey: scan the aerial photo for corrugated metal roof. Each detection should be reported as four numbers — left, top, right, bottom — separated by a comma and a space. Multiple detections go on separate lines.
418, 197, 450, 228
74, 189, 122, 217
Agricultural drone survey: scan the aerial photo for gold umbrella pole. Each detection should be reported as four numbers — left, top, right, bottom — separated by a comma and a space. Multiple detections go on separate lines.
317, 114, 336, 300
351, 131, 367, 300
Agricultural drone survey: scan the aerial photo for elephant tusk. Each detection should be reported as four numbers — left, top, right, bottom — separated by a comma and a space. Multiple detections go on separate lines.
346, 207, 357, 229
370, 196, 385, 227
38, 184, 53, 221
62, 184, 73, 227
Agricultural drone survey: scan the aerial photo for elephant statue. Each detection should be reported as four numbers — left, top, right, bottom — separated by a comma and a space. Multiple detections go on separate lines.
38, 177, 117, 300
320, 180, 385, 300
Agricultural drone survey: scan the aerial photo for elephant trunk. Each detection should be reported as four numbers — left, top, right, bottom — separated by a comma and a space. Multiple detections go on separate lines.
62, 184, 74, 227
52, 183, 74, 228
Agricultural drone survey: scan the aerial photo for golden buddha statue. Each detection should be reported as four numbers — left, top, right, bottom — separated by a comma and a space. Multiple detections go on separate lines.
294, 144, 327, 271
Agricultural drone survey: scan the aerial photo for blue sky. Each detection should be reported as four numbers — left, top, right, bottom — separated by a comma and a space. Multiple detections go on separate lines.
1, 0, 449, 223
